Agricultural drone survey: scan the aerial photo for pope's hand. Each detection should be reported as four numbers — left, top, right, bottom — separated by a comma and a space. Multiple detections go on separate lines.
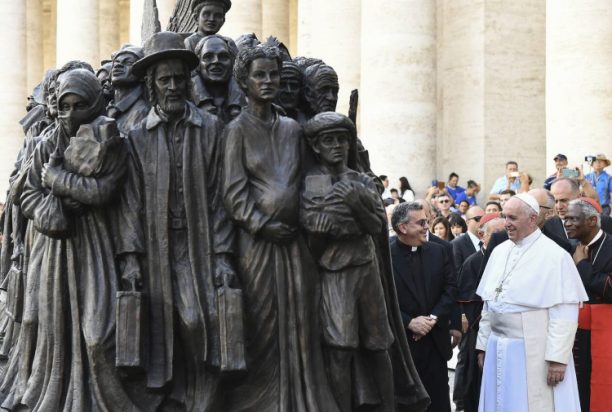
547, 361, 566, 386
477, 352, 485, 370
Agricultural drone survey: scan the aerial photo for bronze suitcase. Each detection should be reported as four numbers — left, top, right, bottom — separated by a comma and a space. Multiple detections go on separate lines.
217, 279, 246, 375
116, 290, 144, 369
6, 264, 23, 323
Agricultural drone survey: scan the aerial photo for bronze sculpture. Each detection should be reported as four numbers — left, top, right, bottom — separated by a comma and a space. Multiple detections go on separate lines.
301, 112, 430, 411
191, 35, 245, 122
0, 2, 433, 409
222, 40, 340, 411
107, 44, 150, 134
115, 31, 236, 411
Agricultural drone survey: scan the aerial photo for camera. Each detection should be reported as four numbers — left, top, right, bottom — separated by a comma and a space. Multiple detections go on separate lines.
561, 168, 580, 178
585, 155, 596, 163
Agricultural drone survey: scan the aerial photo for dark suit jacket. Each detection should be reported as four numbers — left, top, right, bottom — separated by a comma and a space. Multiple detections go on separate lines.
430, 232, 462, 331
390, 237, 458, 361
451, 233, 478, 272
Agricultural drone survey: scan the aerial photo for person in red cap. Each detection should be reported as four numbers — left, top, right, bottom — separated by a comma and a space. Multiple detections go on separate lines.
454, 213, 504, 412
565, 197, 612, 412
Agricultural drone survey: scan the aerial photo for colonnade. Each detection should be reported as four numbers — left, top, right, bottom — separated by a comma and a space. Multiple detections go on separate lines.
0, 0, 611, 198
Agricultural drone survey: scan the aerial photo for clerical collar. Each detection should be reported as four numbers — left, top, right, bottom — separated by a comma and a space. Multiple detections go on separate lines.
587, 229, 604, 247
514, 228, 542, 247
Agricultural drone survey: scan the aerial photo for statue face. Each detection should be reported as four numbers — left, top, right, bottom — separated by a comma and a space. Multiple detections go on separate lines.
310, 77, 338, 113
312, 130, 350, 167
46, 80, 58, 118
58, 93, 92, 136
112, 53, 139, 86
197, 4, 225, 35
198, 38, 232, 84
277, 75, 301, 110
243, 58, 280, 103
154, 59, 188, 115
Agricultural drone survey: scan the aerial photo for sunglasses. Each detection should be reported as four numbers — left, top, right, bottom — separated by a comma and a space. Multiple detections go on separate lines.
438, 199, 450, 204
469, 216, 482, 222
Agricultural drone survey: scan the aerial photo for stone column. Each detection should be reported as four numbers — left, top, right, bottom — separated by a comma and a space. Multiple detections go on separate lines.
296, 0, 314, 56
222, 0, 262, 40
129, 0, 145, 45
157, 0, 176, 30
306, 0, 361, 116
436, 0, 545, 202
56, 0, 100, 66
42, 0, 57, 70
26, 0, 44, 92
99, 0, 120, 62
288, 0, 298, 56
361, 0, 436, 195
547, 0, 612, 167
262, 0, 290, 45
0, 1, 27, 196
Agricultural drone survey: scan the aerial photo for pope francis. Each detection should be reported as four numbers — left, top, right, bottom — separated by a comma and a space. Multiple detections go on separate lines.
476, 193, 588, 411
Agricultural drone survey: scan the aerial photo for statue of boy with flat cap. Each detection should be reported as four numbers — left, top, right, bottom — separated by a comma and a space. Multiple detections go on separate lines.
300, 112, 430, 412
115, 31, 236, 411
184, 0, 235, 54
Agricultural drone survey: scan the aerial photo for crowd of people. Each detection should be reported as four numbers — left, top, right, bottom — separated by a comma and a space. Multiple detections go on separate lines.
384, 153, 612, 411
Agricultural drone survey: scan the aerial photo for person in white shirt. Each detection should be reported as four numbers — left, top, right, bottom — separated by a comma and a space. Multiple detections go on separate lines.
476, 193, 587, 411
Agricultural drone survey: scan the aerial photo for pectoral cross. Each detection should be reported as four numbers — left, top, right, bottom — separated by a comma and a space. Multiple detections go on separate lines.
494, 285, 503, 300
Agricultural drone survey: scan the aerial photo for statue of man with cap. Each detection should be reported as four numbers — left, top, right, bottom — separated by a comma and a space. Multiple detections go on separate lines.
300, 111, 430, 412
114, 31, 236, 411
476, 193, 587, 411
276, 60, 307, 123
107, 44, 150, 135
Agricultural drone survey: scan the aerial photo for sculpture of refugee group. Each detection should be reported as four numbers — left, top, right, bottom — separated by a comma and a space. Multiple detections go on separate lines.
0, 0, 430, 411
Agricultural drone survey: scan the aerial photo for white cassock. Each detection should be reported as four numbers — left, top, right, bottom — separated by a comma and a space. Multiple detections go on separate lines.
476, 229, 588, 412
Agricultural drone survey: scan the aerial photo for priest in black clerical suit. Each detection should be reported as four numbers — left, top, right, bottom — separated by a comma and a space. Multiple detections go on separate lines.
390, 202, 458, 412
565, 198, 612, 412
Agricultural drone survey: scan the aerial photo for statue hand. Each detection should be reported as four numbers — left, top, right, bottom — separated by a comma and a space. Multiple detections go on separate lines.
334, 181, 360, 205
310, 213, 333, 235
42, 163, 62, 190
120, 254, 142, 291
61, 197, 84, 213
260, 221, 296, 243
214, 254, 237, 288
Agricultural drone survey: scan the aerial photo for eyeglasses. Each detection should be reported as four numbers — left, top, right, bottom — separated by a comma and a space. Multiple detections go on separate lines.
438, 200, 450, 204
415, 219, 428, 227
469, 216, 482, 222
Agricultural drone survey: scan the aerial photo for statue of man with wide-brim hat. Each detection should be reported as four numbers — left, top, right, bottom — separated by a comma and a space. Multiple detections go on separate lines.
117, 30, 237, 411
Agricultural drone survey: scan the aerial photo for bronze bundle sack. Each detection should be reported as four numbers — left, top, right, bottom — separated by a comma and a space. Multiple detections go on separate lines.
34, 152, 69, 238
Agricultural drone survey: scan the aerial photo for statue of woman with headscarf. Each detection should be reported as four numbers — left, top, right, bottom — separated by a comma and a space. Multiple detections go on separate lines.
14, 68, 144, 411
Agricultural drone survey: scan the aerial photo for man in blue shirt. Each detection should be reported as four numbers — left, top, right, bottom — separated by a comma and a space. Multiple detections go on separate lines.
489, 161, 521, 200
455, 180, 480, 206
585, 154, 612, 216
446, 172, 465, 202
